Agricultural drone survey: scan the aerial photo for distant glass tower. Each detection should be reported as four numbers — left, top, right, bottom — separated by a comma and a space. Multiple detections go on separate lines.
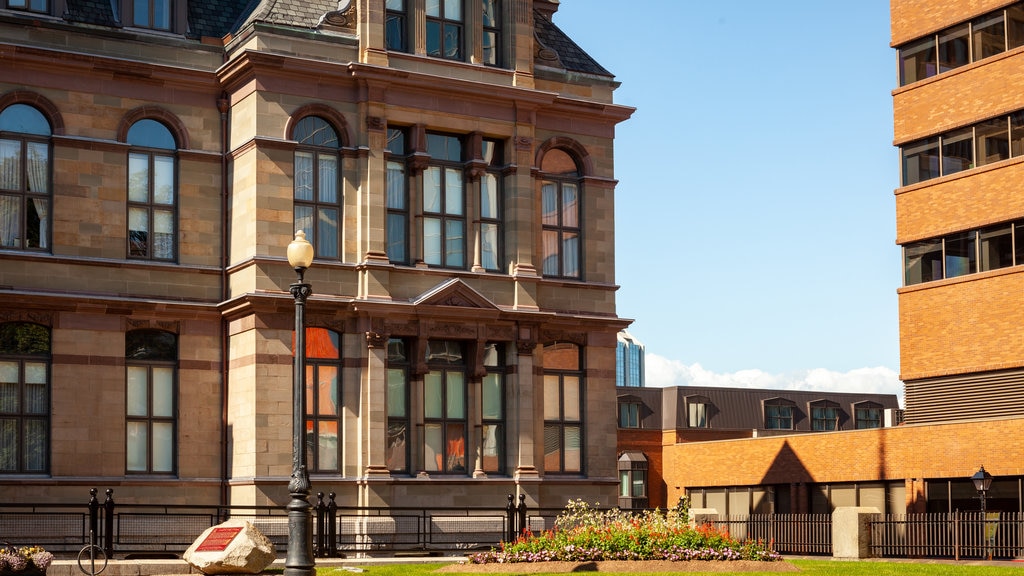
616, 330, 645, 387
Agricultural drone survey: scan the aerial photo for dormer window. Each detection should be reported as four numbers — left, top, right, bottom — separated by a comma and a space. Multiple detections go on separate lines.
6, 0, 48, 14
809, 400, 841, 431
764, 398, 795, 430
124, 0, 186, 33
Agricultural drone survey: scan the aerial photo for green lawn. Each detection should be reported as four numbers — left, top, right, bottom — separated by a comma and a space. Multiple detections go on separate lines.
318, 559, 1024, 576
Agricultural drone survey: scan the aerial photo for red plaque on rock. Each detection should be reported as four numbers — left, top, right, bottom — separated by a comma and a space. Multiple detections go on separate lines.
195, 527, 244, 552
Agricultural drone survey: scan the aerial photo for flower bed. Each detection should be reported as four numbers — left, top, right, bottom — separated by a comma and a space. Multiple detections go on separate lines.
0, 545, 54, 576
469, 499, 781, 565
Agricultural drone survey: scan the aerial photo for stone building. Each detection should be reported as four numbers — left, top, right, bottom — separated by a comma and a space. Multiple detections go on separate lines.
0, 0, 633, 509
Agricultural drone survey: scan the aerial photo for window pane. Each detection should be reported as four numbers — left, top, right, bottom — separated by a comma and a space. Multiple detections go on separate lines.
386, 13, 406, 51
386, 213, 406, 263
445, 219, 464, 267
980, 224, 1013, 271
151, 367, 173, 418
541, 183, 558, 225
426, 20, 441, 57
426, 0, 439, 16
295, 205, 314, 243
632, 470, 646, 497
24, 381, 46, 415
132, 0, 149, 27
902, 138, 940, 185
317, 207, 338, 258
386, 0, 403, 8
620, 471, 629, 497
128, 206, 149, 257
424, 372, 443, 418
26, 197, 47, 249
482, 373, 502, 419
444, 23, 462, 59
945, 231, 976, 278
1010, 4, 1024, 50
1011, 112, 1024, 157
386, 161, 406, 208
424, 167, 442, 213
976, 118, 1009, 166
153, 156, 174, 205
481, 222, 499, 271
446, 422, 465, 472
0, 418, 15, 470
26, 142, 48, 194
386, 421, 406, 471
294, 152, 314, 201
151, 421, 173, 472
562, 232, 579, 278
543, 375, 560, 420
973, 13, 1006, 61
387, 368, 406, 417
0, 105, 51, 136
905, 239, 943, 285
22, 418, 45, 472
0, 195, 20, 248
562, 183, 578, 228
127, 120, 174, 149
543, 424, 560, 470
0, 140, 20, 192
542, 230, 559, 276
899, 36, 936, 85
153, 209, 174, 259
938, 25, 970, 73
562, 376, 580, 421
483, 31, 497, 66
128, 154, 149, 203
941, 128, 973, 175
424, 423, 442, 471
127, 366, 149, 417
318, 421, 338, 470
481, 174, 498, 218
318, 156, 338, 203
423, 218, 441, 265
445, 169, 463, 215
317, 366, 338, 415
446, 372, 465, 418
126, 421, 147, 471
482, 423, 501, 471
563, 425, 581, 472
444, 0, 461, 20
152, 0, 170, 29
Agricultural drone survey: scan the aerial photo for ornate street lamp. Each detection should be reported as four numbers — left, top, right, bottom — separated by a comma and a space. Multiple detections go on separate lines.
971, 465, 994, 561
285, 230, 315, 576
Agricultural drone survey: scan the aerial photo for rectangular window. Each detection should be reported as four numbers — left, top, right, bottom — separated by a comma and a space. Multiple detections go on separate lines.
127, 152, 176, 261
765, 404, 793, 430
1011, 112, 1024, 157
426, 0, 463, 60
811, 405, 839, 431
976, 118, 1009, 166
688, 402, 708, 428
423, 340, 467, 474
541, 181, 581, 278
304, 329, 341, 473
126, 365, 175, 473
0, 138, 50, 251
941, 128, 974, 175
385, 0, 407, 52
944, 231, 977, 278
132, 0, 171, 30
902, 138, 940, 186
0, 359, 49, 473
1009, 4, 1024, 50
386, 339, 409, 473
423, 133, 465, 268
905, 239, 943, 285
6, 0, 48, 14
480, 139, 503, 271
973, 13, 1006, 61
481, 343, 504, 474
979, 224, 1013, 272
937, 24, 970, 73
386, 128, 409, 264
481, 0, 501, 66
618, 402, 639, 428
899, 36, 936, 86
855, 407, 882, 429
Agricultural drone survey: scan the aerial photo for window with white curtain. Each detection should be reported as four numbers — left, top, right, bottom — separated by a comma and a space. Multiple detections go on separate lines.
481, 343, 505, 474
127, 119, 177, 261
293, 116, 342, 260
0, 103, 51, 252
479, 138, 503, 271
386, 127, 409, 264
543, 342, 583, 474
540, 148, 581, 279
423, 133, 465, 269
125, 329, 177, 474
0, 322, 50, 474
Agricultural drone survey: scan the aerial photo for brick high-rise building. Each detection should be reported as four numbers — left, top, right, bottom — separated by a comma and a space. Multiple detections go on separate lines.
0, 0, 633, 509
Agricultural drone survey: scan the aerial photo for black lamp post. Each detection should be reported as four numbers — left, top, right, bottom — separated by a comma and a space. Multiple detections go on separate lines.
971, 465, 994, 561
285, 230, 315, 576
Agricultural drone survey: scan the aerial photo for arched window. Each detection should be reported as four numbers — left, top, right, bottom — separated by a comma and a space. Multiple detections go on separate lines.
127, 119, 177, 261
125, 329, 177, 474
0, 322, 50, 474
540, 148, 581, 278
543, 342, 583, 473
0, 104, 51, 251
293, 116, 342, 260
303, 327, 341, 472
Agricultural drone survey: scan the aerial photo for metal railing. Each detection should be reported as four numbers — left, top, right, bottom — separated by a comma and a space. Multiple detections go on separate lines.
870, 511, 1024, 559
708, 513, 832, 556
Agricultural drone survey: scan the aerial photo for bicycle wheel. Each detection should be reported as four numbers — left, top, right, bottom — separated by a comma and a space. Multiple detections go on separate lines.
76, 544, 108, 575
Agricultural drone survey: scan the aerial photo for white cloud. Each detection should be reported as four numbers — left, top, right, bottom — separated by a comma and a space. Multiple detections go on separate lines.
645, 353, 903, 406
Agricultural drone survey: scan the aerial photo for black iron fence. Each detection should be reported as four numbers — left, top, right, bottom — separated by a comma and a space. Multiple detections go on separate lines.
707, 513, 832, 556
870, 511, 1024, 559
0, 489, 549, 557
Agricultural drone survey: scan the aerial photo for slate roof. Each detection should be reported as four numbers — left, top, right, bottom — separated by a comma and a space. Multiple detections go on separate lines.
533, 9, 611, 77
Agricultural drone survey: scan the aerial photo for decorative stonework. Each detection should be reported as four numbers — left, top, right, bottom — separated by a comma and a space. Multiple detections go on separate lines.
366, 116, 385, 131
514, 136, 533, 151
0, 310, 53, 325
366, 331, 388, 348
127, 319, 179, 333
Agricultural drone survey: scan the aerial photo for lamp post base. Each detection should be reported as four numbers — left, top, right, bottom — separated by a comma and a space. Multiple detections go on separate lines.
284, 491, 315, 576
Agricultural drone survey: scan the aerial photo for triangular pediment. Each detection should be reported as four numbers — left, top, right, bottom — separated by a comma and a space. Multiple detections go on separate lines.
411, 278, 499, 310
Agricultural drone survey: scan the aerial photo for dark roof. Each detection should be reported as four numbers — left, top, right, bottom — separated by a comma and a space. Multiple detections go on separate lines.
534, 9, 612, 77
190, 0, 253, 38
62, 0, 119, 27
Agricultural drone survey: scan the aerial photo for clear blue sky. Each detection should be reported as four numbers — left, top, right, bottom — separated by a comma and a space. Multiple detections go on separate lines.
554, 1, 902, 398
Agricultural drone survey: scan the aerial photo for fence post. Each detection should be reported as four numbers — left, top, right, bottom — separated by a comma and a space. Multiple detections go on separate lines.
505, 495, 515, 541
102, 489, 114, 558
516, 494, 528, 538
327, 492, 337, 557
88, 488, 99, 546
315, 492, 326, 557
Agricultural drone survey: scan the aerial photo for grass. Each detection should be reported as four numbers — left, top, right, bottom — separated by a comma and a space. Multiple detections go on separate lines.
317, 559, 1024, 576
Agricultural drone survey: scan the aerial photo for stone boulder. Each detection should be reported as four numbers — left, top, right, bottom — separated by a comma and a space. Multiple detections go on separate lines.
184, 520, 276, 574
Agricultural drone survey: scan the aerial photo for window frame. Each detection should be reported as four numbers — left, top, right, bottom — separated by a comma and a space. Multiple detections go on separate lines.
764, 399, 794, 430
618, 401, 640, 428
5, 0, 49, 15
854, 402, 883, 429
0, 103, 52, 252
0, 322, 51, 475
126, 119, 178, 262
125, 0, 185, 32
386, 338, 411, 474
481, 0, 501, 67
422, 340, 468, 475
292, 116, 343, 261
425, 0, 464, 61
810, 401, 840, 431
303, 328, 342, 473
480, 342, 505, 474
479, 138, 504, 272
125, 329, 177, 475
386, 127, 410, 265
385, 0, 408, 53
542, 342, 583, 474
422, 132, 466, 269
